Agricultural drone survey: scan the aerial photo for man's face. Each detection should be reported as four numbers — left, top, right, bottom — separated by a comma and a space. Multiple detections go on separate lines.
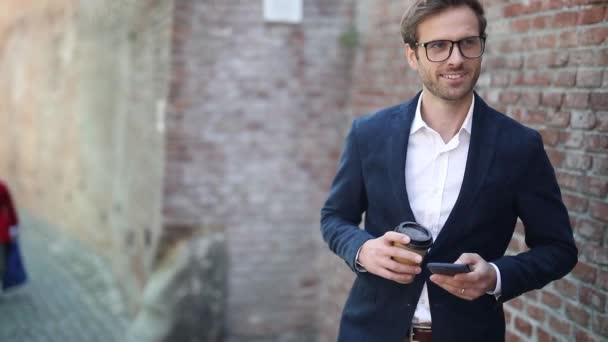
406, 6, 482, 103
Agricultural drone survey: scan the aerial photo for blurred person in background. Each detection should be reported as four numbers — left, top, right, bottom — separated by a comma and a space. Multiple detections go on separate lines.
0, 180, 27, 291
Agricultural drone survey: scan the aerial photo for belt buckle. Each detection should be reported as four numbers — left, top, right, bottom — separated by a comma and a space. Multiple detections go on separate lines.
410, 324, 431, 342
409, 326, 417, 342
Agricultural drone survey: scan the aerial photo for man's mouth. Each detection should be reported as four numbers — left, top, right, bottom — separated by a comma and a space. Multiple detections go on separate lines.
440, 73, 466, 80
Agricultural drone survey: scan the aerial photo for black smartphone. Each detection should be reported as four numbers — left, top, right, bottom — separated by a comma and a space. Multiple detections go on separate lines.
427, 262, 471, 276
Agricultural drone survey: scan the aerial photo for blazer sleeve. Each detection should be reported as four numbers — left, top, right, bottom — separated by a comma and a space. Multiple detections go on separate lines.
493, 131, 578, 302
320, 120, 374, 272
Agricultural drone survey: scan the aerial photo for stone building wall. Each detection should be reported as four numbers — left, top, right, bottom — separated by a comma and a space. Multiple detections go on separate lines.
318, 1, 608, 341
0, 0, 173, 313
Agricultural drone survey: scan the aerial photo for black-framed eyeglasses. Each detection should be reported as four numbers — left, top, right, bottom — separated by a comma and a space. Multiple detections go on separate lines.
414, 36, 486, 63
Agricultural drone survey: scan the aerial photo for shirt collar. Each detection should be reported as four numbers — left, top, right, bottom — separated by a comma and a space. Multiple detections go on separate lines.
410, 92, 475, 136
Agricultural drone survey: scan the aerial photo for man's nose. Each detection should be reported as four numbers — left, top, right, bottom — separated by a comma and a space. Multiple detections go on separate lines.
446, 44, 465, 64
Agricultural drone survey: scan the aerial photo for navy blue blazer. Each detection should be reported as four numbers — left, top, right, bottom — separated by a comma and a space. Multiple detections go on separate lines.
320, 92, 578, 342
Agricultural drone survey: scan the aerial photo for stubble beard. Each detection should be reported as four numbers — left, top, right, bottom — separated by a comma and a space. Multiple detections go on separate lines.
420, 65, 481, 103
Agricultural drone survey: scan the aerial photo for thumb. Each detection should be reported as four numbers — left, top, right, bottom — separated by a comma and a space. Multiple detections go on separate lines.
455, 253, 481, 265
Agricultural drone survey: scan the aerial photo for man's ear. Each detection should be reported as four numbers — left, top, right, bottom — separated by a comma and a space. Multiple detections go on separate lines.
406, 45, 419, 71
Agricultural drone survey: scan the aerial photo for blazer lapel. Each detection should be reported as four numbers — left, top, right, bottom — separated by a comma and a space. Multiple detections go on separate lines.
387, 93, 420, 224
431, 94, 498, 251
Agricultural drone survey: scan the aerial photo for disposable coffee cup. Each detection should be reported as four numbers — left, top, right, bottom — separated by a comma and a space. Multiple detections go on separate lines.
392, 222, 433, 265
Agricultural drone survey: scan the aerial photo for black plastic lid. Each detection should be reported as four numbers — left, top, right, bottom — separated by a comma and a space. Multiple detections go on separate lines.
394, 222, 433, 249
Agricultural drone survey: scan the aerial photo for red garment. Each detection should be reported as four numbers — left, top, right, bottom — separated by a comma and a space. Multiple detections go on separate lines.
0, 181, 18, 243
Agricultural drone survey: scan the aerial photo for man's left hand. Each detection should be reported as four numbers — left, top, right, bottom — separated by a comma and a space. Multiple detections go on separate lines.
429, 253, 497, 301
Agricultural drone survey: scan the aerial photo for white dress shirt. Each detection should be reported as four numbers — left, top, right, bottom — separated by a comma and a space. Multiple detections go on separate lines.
407, 94, 501, 324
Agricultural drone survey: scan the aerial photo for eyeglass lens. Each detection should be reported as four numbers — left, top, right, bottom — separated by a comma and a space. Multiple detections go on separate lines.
425, 37, 484, 62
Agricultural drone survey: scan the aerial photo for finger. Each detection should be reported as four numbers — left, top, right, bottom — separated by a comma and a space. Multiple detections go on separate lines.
378, 268, 415, 284
439, 281, 461, 295
454, 263, 496, 292
431, 279, 466, 298
430, 274, 463, 286
382, 231, 411, 245
388, 246, 423, 264
453, 270, 481, 283
436, 280, 479, 300
455, 253, 481, 266
429, 274, 473, 290
381, 258, 421, 275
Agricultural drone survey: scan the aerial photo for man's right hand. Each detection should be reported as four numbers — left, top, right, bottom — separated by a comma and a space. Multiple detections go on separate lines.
357, 231, 423, 284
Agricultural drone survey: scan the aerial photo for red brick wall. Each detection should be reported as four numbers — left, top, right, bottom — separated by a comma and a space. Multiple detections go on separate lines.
165, 0, 355, 339
319, 0, 608, 341
484, 3, 607, 340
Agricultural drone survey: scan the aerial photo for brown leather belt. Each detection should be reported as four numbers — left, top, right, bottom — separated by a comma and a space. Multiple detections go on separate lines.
408, 326, 432, 342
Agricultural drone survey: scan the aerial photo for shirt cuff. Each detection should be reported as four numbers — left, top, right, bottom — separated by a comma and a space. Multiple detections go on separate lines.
354, 246, 367, 272
487, 262, 502, 298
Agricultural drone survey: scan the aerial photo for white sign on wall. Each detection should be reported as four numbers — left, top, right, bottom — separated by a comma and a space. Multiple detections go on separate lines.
263, 0, 303, 24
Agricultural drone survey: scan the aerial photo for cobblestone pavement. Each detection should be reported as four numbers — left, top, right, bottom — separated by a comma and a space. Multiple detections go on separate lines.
0, 215, 131, 341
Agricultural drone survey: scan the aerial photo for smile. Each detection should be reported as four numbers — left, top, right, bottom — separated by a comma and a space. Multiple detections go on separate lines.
441, 73, 466, 79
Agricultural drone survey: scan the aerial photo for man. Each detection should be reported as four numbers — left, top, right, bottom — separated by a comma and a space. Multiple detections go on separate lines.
320, 1, 578, 341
